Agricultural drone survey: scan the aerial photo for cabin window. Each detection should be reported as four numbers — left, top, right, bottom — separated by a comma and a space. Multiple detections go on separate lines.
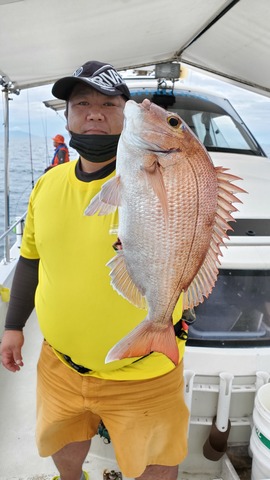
129, 87, 265, 156
191, 112, 251, 150
169, 95, 262, 155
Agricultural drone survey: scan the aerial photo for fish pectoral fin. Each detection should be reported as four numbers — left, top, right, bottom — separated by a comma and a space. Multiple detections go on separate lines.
105, 319, 179, 366
106, 252, 147, 309
143, 161, 169, 227
84, 194, 115, 216
99, 175, 121, 206
84, 175, 121, 216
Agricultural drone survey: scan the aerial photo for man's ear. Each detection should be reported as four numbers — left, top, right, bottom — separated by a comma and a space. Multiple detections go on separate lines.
64, 107, 69, 131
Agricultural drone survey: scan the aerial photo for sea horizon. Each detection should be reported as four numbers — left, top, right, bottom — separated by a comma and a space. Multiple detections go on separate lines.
0, 136, 77, 259
1, 135, 270, 260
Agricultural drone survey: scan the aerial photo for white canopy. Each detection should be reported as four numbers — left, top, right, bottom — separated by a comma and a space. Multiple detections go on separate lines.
0, 0, 270, 96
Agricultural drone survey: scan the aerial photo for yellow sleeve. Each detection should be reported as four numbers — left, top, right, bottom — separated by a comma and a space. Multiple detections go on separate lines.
20, 185, 40, 260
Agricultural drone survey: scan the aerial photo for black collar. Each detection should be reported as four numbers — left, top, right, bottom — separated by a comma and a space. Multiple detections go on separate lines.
75, 158, 116, 182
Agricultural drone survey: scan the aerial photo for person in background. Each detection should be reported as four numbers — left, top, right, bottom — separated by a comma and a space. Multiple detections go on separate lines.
45, 134, 69, 172
0, 61, 189, 480
52, 134, 69, 166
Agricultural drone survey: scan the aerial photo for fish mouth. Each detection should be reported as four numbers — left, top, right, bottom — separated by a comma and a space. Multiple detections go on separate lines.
147, 146, 182, 154
124, 131, 181, 155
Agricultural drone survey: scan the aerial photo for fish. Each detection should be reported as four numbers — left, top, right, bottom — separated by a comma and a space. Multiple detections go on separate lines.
85, 98, 246, 366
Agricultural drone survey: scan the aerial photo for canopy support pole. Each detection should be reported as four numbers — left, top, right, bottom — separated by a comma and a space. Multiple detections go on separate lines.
1, 76, 20, 263
3, 87, 10, 262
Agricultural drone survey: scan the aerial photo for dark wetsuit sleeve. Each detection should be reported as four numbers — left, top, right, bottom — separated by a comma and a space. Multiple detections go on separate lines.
4, 256, 39, 331
57, 149, 66, 164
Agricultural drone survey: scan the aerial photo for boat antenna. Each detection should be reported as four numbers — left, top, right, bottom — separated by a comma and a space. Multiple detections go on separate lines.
40, 111, 51, 167
26, 89, 35, 189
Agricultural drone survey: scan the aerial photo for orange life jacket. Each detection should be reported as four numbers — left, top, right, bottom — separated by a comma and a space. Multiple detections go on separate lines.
52, 144, 69, 166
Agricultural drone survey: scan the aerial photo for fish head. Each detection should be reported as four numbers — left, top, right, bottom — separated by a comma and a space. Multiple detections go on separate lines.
121, 98, 201, 168
119, 98, 205, 224
118, 98, 215, 228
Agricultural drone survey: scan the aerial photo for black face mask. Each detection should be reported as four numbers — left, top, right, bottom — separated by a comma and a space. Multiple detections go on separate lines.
69, 132, 120, 163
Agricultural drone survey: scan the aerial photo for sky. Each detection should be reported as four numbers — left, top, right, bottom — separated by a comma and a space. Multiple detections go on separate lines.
1, 66, 270, 156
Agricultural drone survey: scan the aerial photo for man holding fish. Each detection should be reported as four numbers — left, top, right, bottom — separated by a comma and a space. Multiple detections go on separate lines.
1, 60, 242, 480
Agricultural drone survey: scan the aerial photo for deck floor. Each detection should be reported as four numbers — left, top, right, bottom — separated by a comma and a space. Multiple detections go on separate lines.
0, 312, 129, 479
0, 313, 246, 480
0, 312, 59, 479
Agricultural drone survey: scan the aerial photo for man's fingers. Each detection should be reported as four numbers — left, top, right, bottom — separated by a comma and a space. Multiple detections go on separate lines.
0, 330, 25, 372
1, 348, 23, 372
13, 349, 24, 366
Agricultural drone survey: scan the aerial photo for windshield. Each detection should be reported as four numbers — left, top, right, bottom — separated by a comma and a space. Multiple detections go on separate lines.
129, 86, 265, 156
187, 112, 251, 150
186, 269, 270, 347
168, 93, 264, 155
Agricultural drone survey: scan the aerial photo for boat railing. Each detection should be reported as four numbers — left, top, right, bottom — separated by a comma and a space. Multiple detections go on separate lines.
0, 211, 27, 263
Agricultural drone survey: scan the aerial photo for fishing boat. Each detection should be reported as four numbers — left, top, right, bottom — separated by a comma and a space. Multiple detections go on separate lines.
1, 1, 270, 479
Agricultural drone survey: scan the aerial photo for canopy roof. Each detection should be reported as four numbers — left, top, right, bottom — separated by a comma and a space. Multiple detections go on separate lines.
1, 0, 270, 97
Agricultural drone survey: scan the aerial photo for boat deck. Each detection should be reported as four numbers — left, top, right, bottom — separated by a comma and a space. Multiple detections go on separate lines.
0, 312, 124, 479
0, 312, 246, 480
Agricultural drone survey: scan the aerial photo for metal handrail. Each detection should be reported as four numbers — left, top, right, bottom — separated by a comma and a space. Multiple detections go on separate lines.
0, 211, 27, 262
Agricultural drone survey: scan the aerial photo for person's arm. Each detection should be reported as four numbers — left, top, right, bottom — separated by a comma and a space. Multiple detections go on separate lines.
56, 149, 66, 164
0, 256, 39, 372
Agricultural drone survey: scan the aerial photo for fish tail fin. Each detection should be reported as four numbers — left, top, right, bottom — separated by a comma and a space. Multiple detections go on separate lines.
105, 319, 179, 366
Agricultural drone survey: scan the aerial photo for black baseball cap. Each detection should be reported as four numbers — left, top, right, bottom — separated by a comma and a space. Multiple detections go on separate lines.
52, 60, 130, 101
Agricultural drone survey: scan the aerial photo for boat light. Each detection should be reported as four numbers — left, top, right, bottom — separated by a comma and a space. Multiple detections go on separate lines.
155, 62, 181, 80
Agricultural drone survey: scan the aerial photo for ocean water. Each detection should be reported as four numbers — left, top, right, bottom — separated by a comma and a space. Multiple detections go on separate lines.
1, 137, 270, 261
0, 136, 77, 259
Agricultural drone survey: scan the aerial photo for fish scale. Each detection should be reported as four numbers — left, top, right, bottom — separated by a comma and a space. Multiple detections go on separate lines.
85, 98, 246, 366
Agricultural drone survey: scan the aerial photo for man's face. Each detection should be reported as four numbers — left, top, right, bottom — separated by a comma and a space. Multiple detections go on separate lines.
66, 85, 126, 135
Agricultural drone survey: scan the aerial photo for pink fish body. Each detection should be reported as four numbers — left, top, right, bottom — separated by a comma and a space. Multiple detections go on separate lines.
85, 99, 245, 365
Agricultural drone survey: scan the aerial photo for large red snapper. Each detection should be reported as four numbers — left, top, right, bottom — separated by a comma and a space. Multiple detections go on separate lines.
85, 98, 245, 365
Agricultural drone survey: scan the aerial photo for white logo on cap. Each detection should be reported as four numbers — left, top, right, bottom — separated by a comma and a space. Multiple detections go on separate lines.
73, 66, 84, 77
90, 68, 124, 91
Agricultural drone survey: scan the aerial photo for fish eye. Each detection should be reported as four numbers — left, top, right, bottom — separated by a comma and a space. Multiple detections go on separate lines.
167, 116, 181, 128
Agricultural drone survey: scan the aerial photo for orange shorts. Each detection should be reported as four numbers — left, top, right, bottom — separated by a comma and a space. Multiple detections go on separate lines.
36, 341, 189, 478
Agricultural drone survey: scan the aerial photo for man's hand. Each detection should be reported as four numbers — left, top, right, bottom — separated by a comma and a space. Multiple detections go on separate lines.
0, 330, 24, 372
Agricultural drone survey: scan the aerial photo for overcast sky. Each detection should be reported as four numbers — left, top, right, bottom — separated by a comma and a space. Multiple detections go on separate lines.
1, 67, 270, 155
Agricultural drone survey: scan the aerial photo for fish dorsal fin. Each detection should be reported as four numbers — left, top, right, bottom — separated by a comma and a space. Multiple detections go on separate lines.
84, 175, 121, 216
183, 166, 247, 310
106, 251, 147, 309
182, 251, 219, 309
